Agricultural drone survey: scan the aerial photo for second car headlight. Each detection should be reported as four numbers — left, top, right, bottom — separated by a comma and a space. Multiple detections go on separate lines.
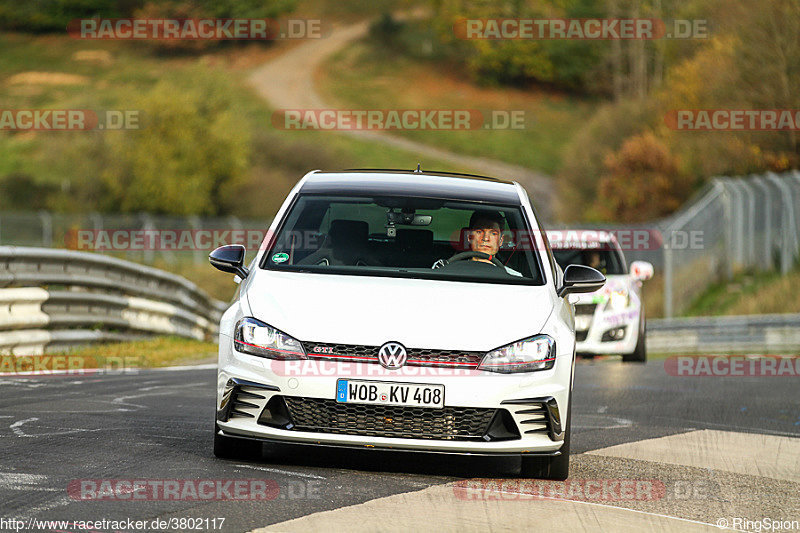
479, 335, 556, 373
234, 317, 306, 360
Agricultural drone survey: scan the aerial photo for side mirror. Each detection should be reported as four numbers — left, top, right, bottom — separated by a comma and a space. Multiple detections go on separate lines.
558, 264, 606, 297
630, 260, 654, 281
209, 245, 249, 279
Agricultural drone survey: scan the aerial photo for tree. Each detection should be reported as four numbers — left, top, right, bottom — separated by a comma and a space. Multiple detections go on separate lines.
594, 131, 689, 222
101, 68, 250, 215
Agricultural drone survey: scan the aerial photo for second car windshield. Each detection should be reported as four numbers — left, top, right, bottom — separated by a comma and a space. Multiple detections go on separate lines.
263, 195, 544, 284
552, 248, 626, 276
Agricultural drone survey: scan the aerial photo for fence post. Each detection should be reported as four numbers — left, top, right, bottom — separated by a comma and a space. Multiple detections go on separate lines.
719, 179, 734, 280
752, 176, 772, 271
90, 212, 103, 233
767, 172, 799, 274
38, 210, 53, 248
663, 231, 673, 318
739, 179, 756, 269
189, 216, 203, 265
728, 181, 744, 270
140, 213, 155, 265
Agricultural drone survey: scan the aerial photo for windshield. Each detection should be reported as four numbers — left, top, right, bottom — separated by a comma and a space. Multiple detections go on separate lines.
262, 195, 544, 284
552, 247, 626, 276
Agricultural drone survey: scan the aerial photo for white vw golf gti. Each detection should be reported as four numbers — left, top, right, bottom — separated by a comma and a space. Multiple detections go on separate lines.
210, 169, 605, 479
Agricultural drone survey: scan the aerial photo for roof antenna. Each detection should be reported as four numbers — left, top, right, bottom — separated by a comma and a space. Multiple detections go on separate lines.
414, 163, 422, 173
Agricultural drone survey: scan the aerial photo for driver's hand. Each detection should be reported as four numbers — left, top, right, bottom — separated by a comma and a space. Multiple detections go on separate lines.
431, 259, 446, 269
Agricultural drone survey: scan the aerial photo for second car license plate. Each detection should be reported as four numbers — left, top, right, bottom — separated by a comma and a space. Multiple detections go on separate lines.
336, 379, 444, 409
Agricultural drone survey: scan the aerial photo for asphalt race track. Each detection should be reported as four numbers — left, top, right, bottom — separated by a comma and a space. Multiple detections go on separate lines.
1, 360, 799, 532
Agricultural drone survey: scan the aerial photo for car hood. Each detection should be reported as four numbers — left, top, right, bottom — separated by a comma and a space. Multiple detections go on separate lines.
574, 274, 630, 304
245, 270, 555, 352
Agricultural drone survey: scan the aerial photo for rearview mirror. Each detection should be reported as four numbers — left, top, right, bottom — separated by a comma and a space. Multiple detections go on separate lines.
209, 244, 249, 279
558, 264, 606, 297
630, 260, 654, 281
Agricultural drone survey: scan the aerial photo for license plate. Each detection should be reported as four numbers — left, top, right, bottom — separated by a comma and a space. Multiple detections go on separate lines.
336, 379, 444, 409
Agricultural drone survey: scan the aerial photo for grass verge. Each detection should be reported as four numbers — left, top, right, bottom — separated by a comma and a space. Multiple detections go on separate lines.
685, 269, 800, 317
318, 38, 594, 176
61, 336, 218, 368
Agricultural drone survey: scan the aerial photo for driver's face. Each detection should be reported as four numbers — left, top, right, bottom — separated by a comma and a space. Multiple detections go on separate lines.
469, 222, 503, 257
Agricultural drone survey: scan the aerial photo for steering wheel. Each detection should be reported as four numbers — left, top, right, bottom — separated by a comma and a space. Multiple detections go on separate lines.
446, 251, 505, 268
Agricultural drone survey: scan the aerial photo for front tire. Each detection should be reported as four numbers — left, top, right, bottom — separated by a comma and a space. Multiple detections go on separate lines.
519, 390, 571, 480
622, 318, 646, 363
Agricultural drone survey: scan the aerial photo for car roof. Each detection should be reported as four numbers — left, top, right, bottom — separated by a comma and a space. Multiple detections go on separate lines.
298, 169, 522, 205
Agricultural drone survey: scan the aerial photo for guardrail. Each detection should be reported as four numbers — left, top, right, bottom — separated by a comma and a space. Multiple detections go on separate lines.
0, 246, 227, 354
647, 314, 800, 354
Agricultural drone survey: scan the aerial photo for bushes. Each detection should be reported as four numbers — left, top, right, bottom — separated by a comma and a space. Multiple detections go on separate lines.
101, 67, 251, 215
0, 0, 296, 34
556, 99, 659, 221
595, 132, 689, 222
0, 0, 130, 32
0, 173, 57, 209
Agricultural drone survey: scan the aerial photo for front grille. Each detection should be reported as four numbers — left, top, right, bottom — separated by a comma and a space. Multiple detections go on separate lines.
575, 330, 588, 342
281, 396, 497, 440
574, 303, 597, 316
302, 342, 483, 368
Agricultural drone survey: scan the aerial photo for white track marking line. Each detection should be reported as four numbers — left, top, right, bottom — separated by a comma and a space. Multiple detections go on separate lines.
484, 488, 747, 532
111, 382, 205, 411
0, 472, 48, 484
18, 496, 72, 518
9, 416, 106, 438
10, 418, 39, 436
0, 472, 59, 493
235, 464, 326, 480
0, 363, 216, 379
151, 363, 217, 372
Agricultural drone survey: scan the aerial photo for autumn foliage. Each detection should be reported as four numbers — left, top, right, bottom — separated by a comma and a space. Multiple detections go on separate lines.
594, 132, 689, 222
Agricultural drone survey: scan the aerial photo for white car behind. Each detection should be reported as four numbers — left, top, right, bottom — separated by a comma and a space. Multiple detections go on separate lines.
549, 230, 653, 362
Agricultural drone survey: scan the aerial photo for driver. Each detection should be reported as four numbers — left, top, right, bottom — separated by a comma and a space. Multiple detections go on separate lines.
586, 250, 606, 273
467, 210, 522, 277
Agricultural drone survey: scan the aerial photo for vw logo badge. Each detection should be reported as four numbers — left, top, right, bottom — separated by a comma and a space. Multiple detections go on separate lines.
377, 342, 407, 370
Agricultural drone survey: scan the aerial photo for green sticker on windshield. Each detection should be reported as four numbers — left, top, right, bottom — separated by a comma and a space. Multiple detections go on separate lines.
272, 252, 289, 264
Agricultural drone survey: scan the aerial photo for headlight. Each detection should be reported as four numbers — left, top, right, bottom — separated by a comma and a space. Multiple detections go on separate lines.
234, 317, 306, 360
479, 335, 556, 373
605, 289, 629, 311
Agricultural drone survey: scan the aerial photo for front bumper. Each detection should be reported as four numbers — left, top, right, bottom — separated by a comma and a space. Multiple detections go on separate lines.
575, 305, 641, 355
216, 348, 572, 455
